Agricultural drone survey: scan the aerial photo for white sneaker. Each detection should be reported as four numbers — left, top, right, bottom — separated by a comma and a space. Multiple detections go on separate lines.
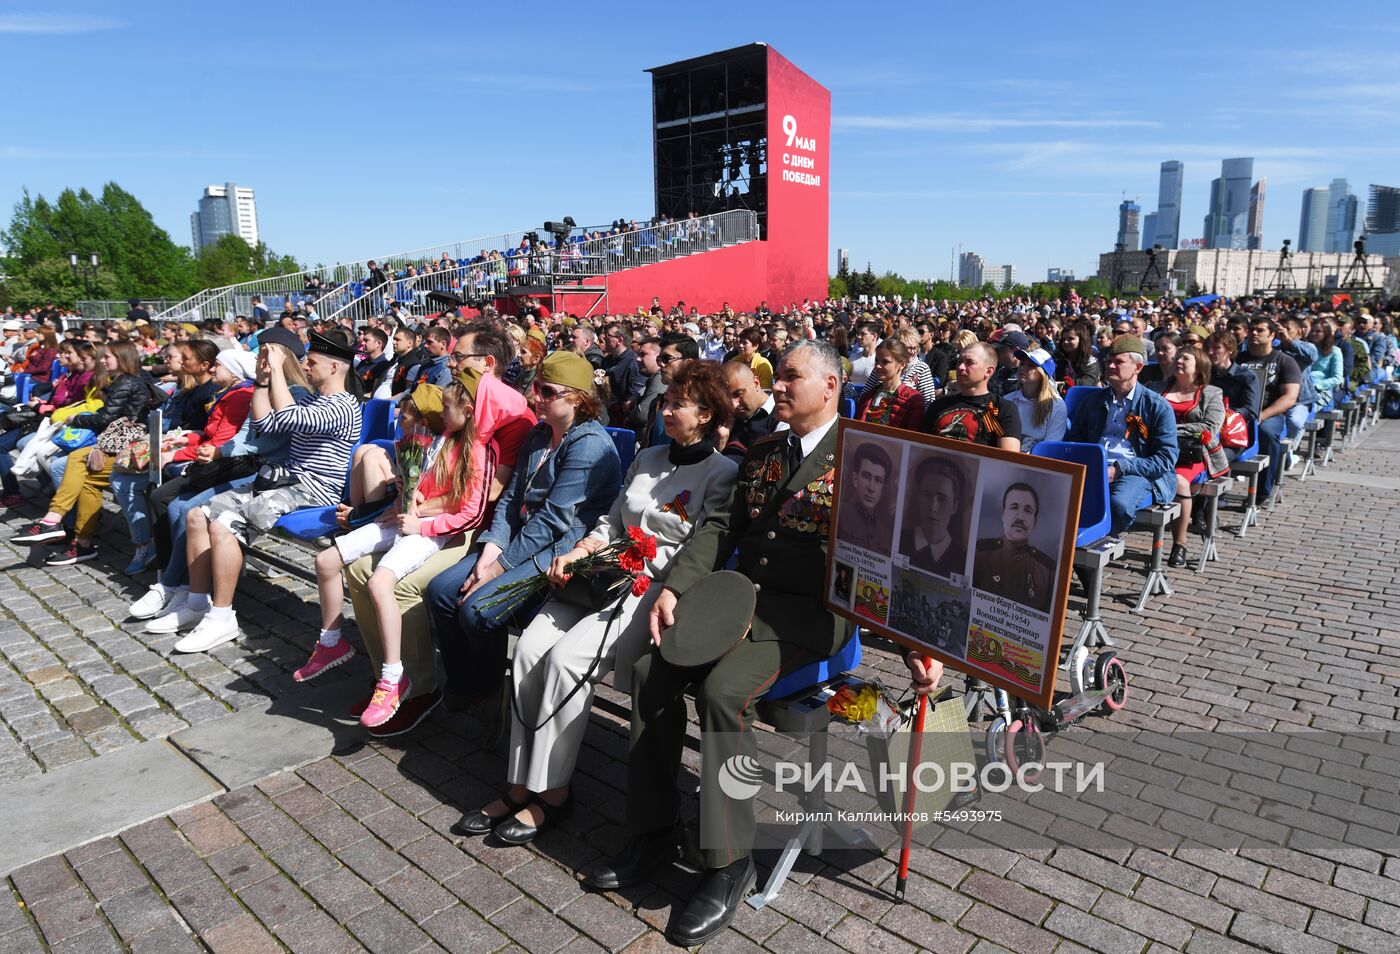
146, 600, 205, 635
130, 584, 178, 620
173, 613, 240, 654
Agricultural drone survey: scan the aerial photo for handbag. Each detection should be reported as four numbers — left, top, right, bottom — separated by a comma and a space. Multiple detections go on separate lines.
177, 454, 262, 494
1219, 401, 1249, 450
0, 405, 38, 433
52, 426, 96, 452
253, 462, 299, 492
864, 686, 974, 826
554, 567, 632, 612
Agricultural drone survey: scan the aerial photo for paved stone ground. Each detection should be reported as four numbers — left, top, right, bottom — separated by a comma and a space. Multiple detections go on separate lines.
1, 422, 1398, 952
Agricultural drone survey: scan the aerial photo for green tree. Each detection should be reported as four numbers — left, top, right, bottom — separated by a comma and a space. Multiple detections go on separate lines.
1, 183, 196, 307
194, 235, 302, 288
828, 275, 848, 299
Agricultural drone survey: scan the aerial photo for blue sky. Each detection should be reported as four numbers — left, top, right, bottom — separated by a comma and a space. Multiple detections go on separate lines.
3, 1, 1398, 286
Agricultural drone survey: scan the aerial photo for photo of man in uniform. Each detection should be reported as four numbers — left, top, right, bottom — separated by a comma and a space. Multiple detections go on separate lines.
837, 441, 895, 555
973, 482, 1056, 612
898, 454, 973, 579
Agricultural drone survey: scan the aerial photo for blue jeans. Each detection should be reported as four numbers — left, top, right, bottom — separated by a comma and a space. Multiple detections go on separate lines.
0, 427, 24, 496
1256, 415, 1287, 500
110, 473, 151, 546
425, 550, 548, 701
1108, 474, 1154, 536
159, 475, 256, 587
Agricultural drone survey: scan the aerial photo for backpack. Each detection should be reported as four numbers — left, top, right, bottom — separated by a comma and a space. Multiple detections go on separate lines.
1382, 383, 1400, 420
1347, 338, 1371, 390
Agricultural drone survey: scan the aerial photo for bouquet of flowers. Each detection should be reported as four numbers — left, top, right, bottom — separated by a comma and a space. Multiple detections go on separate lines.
394, 423, 434, 514
481, 526, 658, 614
827, 679, 902, 737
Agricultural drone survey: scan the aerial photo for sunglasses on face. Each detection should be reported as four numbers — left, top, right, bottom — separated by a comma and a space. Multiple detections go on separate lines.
534, 381, 572, 401
657, 352, 682, 366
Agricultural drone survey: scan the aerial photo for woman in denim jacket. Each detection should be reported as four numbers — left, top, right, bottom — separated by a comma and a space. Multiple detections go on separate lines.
427, 352, 621, 741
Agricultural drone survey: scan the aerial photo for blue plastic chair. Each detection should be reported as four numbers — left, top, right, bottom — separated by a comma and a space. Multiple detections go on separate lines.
766, 629, 863, 700
13, 373, 33, 404
1030, 441, 1112, 546
1233, 417, 1258, 463
840, 397, 856, 419
1063, 385, 1100, 425
361, 399, 396, 444
49, 358, 61, 380
605, 426, 636, 473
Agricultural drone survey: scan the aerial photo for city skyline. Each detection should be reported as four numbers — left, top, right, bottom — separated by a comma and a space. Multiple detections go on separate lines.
2, 2, 1398, 286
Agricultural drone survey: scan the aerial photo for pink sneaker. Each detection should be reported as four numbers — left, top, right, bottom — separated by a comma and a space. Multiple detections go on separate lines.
293, 640, 355, 682
360, 674, 411, 728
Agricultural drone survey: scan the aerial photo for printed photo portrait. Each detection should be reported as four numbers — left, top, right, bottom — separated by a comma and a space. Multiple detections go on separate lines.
831, 560, 854, 606
836, 437, 899, 556
897, 450, 979, 581
971, 467, 1071, 613
889, 569, 971, 660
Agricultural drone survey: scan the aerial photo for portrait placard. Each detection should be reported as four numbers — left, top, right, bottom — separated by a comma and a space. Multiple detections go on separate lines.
825, 419, 1084, 710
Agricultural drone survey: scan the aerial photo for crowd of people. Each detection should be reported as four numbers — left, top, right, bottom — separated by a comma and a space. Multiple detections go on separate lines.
1, 287, 1396, 946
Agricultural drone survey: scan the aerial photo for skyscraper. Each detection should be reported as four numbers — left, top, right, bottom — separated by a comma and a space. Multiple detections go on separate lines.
190, 182, 259, 255
1204, 158, 1253, 249
1366, 184, 1400, 256
1141, 212, 1158, 251
1298, 187, 1330, 252
1324, 180, 1359, 254
958, 251, 985, 288
1154, 160, 1184, 250
1247, 179, 1266, 250
1117, 200, 1141, 251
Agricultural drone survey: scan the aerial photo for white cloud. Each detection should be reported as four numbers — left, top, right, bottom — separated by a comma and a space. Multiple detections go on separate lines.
0, 14, 122, 34
832, 114, 1161, 132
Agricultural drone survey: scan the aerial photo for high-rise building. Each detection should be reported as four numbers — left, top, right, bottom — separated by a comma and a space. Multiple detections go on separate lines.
1298, 187, 1330, 252
1154, 161, 1184, 250
1047, 268, 1075, 283
981, 264, 1016, 291
958, 251, 985, 288
1323, 179, 1357, 253
1116, 200, 1141, 250
1247, 179, 1266, 250
1366, 184, 1400, 256
190, 182, 259, 255
1203, 158, 1253, 249
1141, 213, 1158, 251
837, 248, 849, 273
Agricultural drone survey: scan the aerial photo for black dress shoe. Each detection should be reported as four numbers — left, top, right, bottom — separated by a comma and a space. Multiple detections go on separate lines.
495, 792, 573, 846
669, 855, 756, 947
1167, 543, 1188, 568
452, 790, 530, 837
582, 822, 683, 890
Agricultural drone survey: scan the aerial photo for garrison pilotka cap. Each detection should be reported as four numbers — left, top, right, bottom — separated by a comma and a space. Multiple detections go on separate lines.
307, 329, 356, 362
539, 350, 596, 393
454, 366, 483, 402
409, 382, 445, 433
1108, 335, 1146, 357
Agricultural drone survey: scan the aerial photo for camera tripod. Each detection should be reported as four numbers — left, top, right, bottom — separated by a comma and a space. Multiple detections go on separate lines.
1341, 237, 1375, 288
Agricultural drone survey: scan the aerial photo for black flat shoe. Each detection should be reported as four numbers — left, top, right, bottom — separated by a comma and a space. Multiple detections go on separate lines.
669, 855, 756, 947
494, 792, 573, 847
451, 791, 530, 837
582, 821, 683, 890
1167, 544, 1188, 568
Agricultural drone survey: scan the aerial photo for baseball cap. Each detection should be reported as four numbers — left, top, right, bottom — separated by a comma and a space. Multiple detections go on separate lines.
1016, 347, 1057, 377
995, 331, 1032, 351
2, 320, 20, 331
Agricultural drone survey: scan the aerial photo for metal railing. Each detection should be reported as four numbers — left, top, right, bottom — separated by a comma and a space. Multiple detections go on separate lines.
75, 299, 180, 322
160, 211, 757, 326
154, 231, 540, 323
504, 210, 758, 290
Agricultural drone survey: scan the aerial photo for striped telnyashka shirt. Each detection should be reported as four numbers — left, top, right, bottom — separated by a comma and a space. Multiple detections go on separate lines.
252, 390, 362, 505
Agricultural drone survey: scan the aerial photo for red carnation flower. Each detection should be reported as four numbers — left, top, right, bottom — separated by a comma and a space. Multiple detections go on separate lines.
618, 548, 645, 573
631, 574, 652, 597
626, 526, 658, 559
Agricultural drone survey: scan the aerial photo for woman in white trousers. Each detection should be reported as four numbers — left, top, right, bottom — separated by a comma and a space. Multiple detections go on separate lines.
453, 358, 738, 845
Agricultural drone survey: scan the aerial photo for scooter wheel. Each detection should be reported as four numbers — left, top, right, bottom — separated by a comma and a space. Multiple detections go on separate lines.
1004, 718, 1044, 785
984, 716, 1009, 766
1095, 654, 1128, 713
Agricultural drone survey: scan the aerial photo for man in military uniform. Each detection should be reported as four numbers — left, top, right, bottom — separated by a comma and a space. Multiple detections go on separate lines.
582, 341, 852, 947
972, 482, 1056, 612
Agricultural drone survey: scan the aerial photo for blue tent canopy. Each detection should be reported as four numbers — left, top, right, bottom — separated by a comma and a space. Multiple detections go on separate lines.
1183, 294, 1221, 306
